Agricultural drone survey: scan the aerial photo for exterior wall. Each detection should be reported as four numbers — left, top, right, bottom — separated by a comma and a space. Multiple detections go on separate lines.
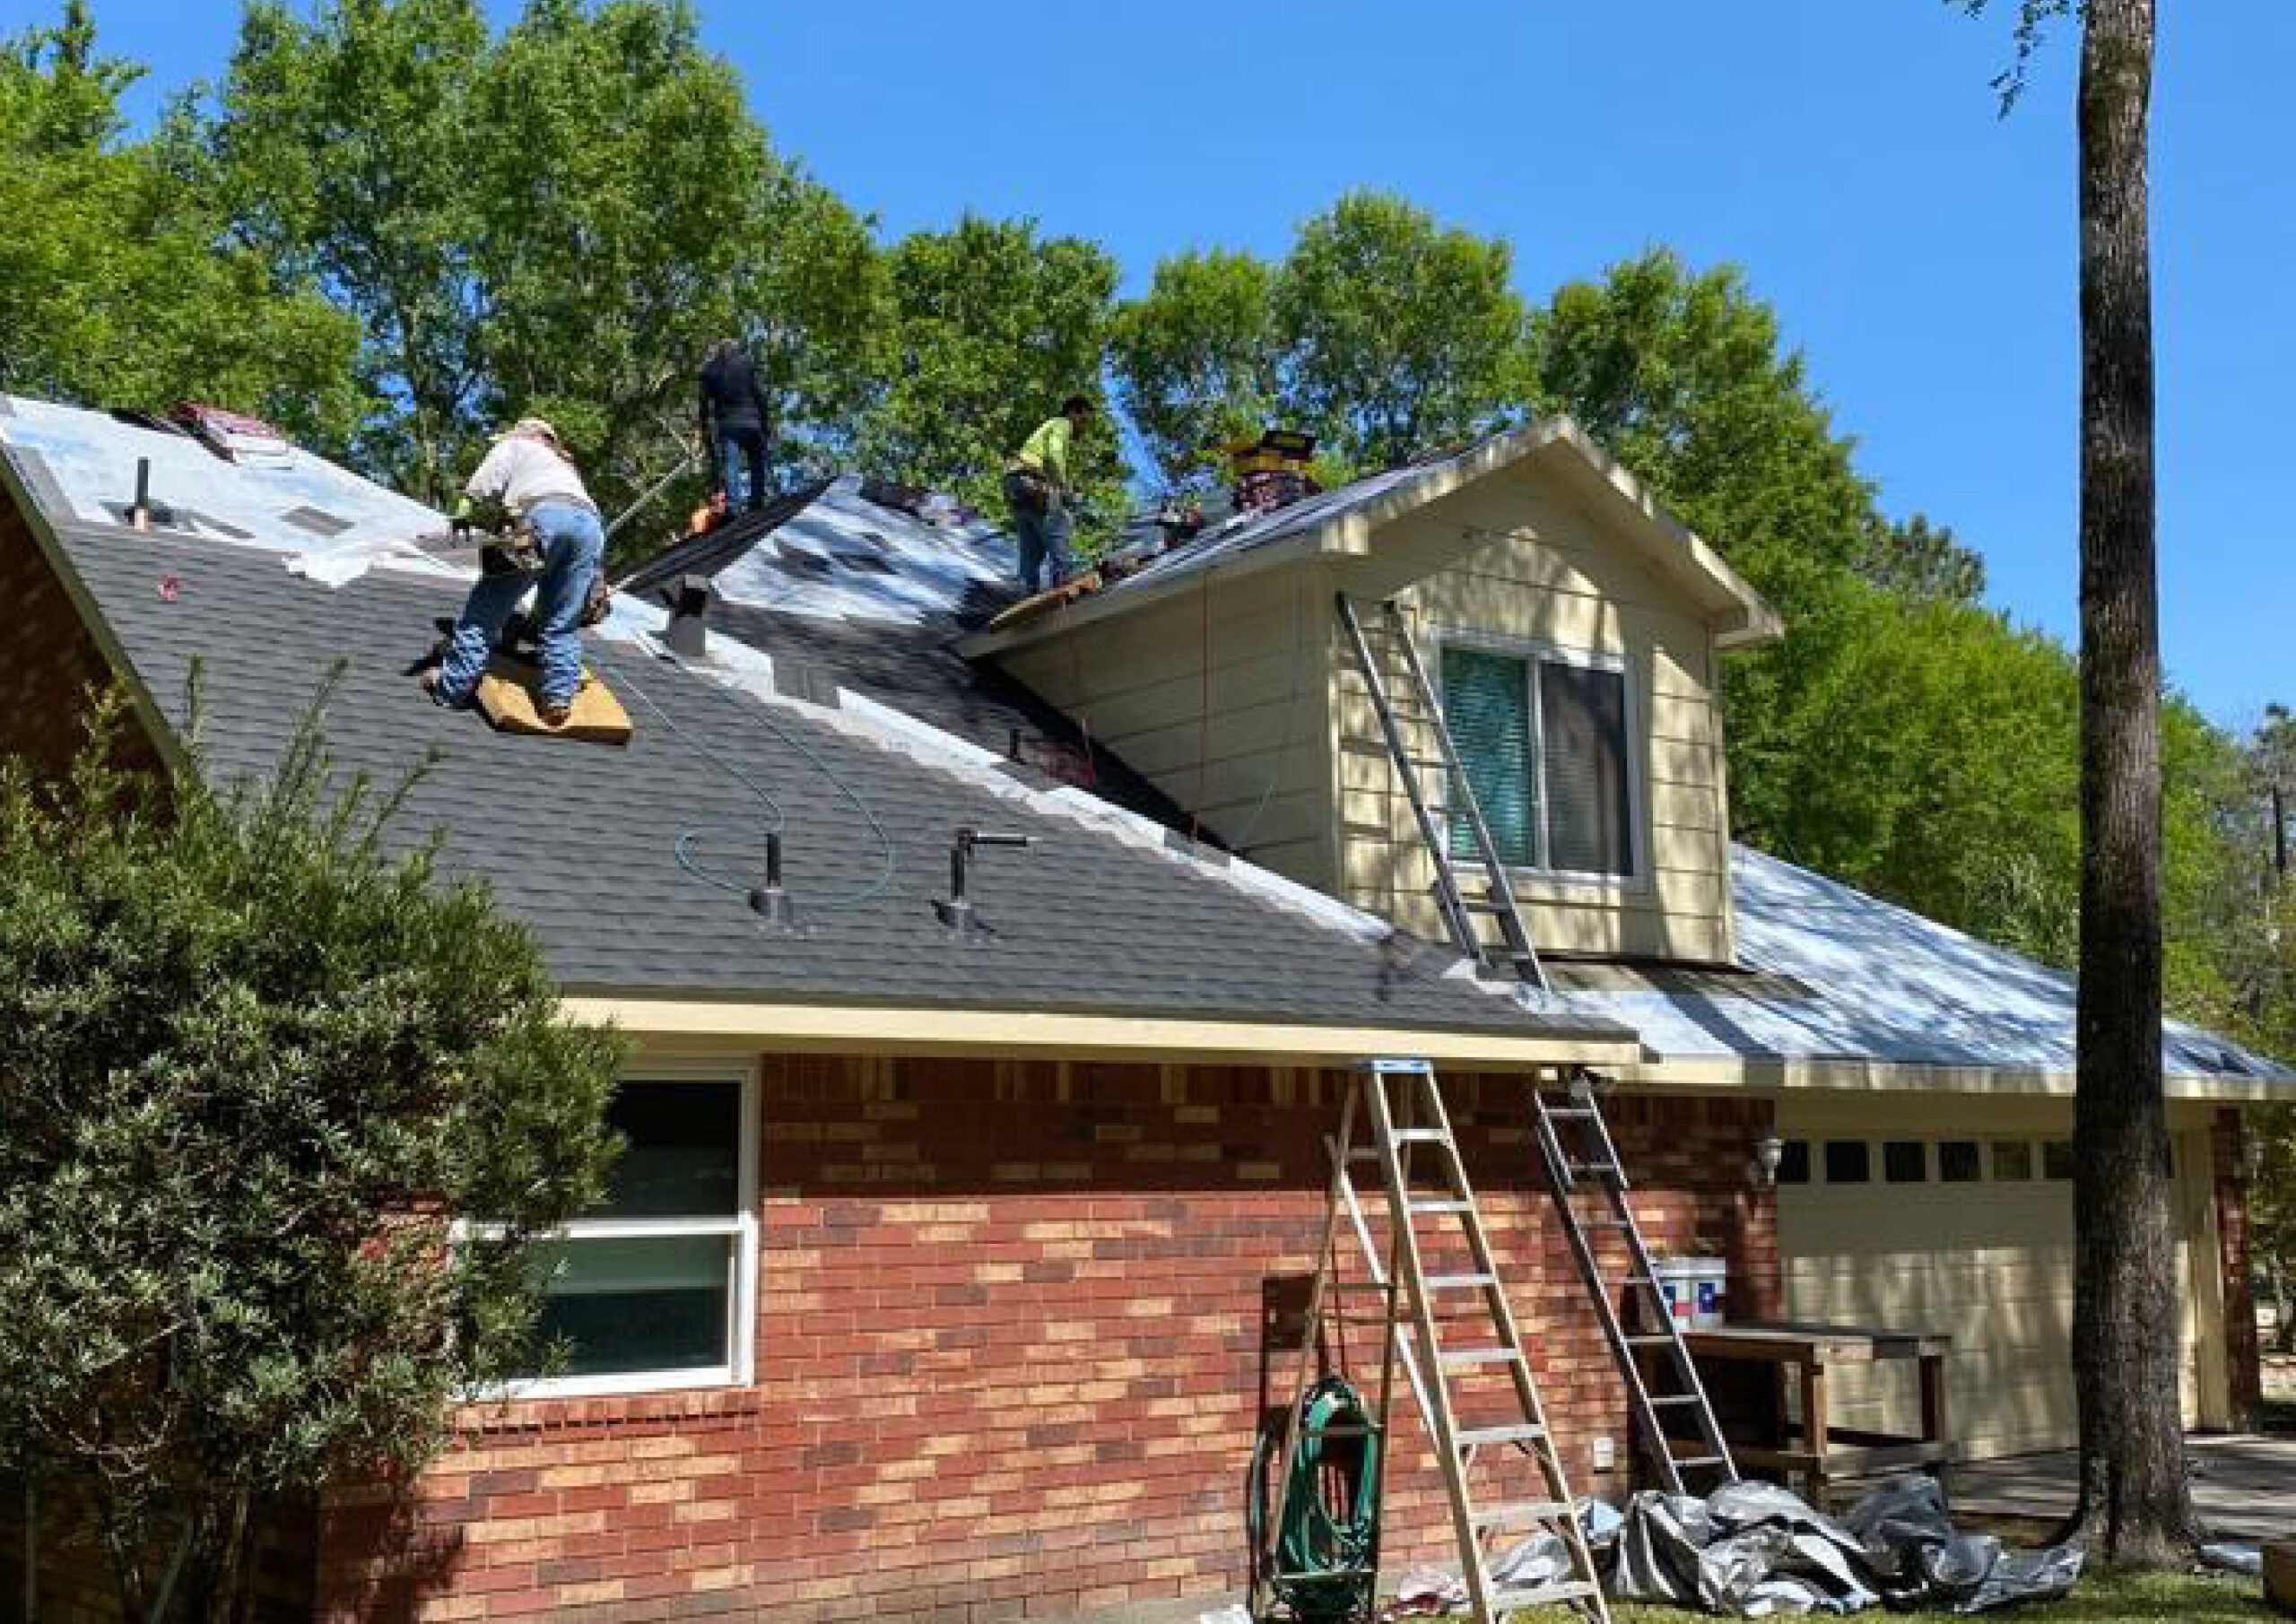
989, 567, 1339, 891
2213, 1107, 2265, 1420
317, 1055, 1775, 1622
0, 501, 166, 780
1343, 473, 1733, 965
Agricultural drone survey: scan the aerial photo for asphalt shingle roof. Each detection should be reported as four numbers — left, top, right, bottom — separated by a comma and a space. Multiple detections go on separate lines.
30, 499, 1609, 1039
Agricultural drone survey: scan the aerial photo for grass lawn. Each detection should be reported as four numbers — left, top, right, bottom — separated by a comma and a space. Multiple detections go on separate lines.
1509, 1568, 2269, 1621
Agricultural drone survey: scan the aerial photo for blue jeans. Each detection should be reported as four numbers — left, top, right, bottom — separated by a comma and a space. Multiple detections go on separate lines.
1004, 473, 1074, 592
434, 499, 605, 711
716, 424, 767, 512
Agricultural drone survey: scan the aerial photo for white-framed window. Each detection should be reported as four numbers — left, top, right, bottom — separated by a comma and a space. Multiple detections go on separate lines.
1436, 634, 1641, 882
477, 1061, 759, 1399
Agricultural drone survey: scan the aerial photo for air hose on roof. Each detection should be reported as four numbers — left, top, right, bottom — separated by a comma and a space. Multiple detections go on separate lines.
1249, 1375, 1382, 1623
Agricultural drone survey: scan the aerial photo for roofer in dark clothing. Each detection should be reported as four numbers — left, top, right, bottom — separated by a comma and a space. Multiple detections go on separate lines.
698, 337, 771, 513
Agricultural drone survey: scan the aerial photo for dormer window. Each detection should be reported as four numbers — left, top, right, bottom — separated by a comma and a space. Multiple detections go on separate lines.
1439, 640, 1638, 881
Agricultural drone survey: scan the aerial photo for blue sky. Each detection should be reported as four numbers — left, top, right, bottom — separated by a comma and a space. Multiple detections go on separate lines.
29, 0, 2292, 727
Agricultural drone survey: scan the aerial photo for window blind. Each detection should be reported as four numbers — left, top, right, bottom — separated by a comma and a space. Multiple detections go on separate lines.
1439, 646, 1537, 867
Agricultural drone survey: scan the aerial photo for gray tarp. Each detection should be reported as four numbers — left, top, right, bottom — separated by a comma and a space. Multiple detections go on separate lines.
1590, 1474, 2083, 1617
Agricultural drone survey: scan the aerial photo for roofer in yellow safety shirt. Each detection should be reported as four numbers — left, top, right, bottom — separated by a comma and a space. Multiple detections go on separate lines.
1003, 394, 1093, 593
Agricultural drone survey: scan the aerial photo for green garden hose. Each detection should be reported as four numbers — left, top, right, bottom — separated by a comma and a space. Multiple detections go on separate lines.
1250, 1376, 1383, 1622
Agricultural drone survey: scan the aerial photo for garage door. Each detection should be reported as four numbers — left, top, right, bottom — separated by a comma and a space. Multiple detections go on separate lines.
1775, 1103, 2215, 1462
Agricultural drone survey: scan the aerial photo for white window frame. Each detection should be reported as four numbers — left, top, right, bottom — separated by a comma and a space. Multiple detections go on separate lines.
465, 1058, 759, 1401
1428, 625, 1650, 892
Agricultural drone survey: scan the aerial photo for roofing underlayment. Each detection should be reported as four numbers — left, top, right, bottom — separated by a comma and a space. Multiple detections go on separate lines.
4, 394, 2286, 1087
1560, 847, 2291, 1084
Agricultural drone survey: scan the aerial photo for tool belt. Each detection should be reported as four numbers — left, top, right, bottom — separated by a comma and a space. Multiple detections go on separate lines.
1004, 467, 1054, 516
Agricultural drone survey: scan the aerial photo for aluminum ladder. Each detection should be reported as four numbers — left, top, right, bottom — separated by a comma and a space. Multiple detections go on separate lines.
1531, 1068, 1737, 1494
1334, 595, 1549, 990
1267, 1058, 1607, 1623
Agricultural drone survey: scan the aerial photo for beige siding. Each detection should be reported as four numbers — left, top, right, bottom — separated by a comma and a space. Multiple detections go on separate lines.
992, 565, 1340, 890
1335, 470, 1735, 963
1774, 1095, 2222, 1460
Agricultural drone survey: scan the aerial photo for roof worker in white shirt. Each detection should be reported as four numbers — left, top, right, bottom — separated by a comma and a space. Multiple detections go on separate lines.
422, 417, 604, 725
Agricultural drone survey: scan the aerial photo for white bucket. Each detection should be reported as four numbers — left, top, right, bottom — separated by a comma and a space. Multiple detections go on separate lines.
1651, 1256, 1727, 1330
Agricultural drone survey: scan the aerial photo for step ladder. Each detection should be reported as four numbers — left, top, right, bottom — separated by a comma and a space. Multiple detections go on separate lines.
1335, 595, 1549, 990
1265, 1059, 1607, 1623
1531, 1068, 1737, 1495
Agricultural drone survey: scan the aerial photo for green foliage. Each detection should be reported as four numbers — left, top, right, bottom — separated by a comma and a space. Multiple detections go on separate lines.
1109, 248, 1280, 492
1110, 193, 1529, 487
1858, 513, 1987, 605
0, 3, 359, 441
858, 213, 1126, 545
204, 0, 493, 498
0, 685, 622, 1620
1273, 193, 1527, 473
202, 0, 881, 531
1528, 250, 1874, 619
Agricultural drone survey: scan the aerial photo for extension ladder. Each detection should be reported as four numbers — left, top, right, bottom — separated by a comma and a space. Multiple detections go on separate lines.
1267, 1059, 1607, 1623
1335, 595, 1549, 990
1531, 1069, 1736, 1494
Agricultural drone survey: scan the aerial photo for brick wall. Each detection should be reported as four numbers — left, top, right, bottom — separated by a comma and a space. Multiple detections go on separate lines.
318, 1055, 1775, 1623
2213, 1107, 2263, 1419
0, 501, 164, 779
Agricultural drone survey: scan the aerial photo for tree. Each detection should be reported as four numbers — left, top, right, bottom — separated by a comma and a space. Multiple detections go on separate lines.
1857, 512, 1987, 605
734, 169, 893, 491
205, 0, 493, 500
464, 0, 787, 515
1273, 193, 1526, 472
0, 689, 622, 1621
1109, 248, 1281, 492
1529, 250, 1874, 617
1961, 0, 2194, 1560
858, 213, 1125, 539
0, 4, 358, 441
203, 0, 851, 527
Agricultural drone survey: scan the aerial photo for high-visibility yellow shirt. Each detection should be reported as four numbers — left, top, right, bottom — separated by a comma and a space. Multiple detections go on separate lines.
1014, 415, 1073, 489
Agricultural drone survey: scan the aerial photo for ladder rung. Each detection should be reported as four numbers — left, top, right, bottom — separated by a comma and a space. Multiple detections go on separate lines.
1673, 1455, 1730, 1468
1580, 1217, 1635, 1229
1491, 1581, 1600, 1608
1408, 1199, 1473, 1215
1564, 1160, 1617, 1178
1439, 1347, 1525, 1369
1472, 1498, 1575, 1527
1455, 1423, 1546, 1449
1625, 1333, 1678, 1347
1390, 1128, 1452, 1145
1344, 1147, 1378, 1162
1461, 899, 1514, 914
1423, 1272, 1497, 1291
1648, 1394, 1703, 1407
1543, 1105, 1600, 1119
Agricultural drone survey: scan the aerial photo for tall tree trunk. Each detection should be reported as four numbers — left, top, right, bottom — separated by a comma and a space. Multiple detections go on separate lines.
2067, 0, 2196, 1564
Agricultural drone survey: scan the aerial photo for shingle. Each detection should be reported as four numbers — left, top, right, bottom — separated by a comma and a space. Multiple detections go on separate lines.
41, 516, 1612, 1041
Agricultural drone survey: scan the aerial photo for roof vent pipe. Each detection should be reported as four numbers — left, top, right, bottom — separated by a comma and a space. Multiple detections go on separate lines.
663, 574, 712, 657
746, 830, 797, 932
129, 458, 152, 533
934, 826, 1031, 939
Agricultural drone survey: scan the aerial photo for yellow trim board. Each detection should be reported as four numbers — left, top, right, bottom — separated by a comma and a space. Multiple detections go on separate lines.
556, 996, 1641, 1069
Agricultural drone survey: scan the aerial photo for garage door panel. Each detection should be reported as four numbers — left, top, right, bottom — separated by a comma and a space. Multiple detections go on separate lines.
1777, 1118, 2214, 1460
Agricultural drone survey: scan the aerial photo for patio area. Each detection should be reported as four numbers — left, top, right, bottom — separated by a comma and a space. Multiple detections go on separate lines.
1943, 1432, 2296, 1541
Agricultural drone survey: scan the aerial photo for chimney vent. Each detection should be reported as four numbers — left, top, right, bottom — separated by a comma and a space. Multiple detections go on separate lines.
663, 574, 712, 657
